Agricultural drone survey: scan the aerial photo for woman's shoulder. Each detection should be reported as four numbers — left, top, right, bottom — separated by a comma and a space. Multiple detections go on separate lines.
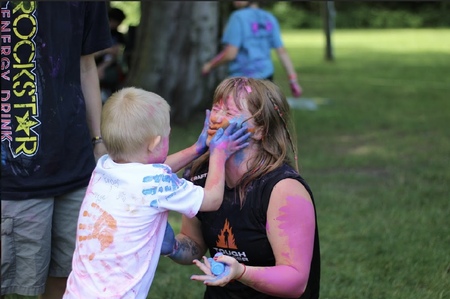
261, 163, 301, 181
257, 163, 314, 199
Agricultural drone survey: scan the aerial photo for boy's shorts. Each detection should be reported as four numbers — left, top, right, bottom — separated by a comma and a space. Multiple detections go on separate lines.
1, 187, 86, 296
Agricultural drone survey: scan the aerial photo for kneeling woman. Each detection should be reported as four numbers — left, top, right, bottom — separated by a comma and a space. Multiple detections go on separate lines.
166, 77, 320, 299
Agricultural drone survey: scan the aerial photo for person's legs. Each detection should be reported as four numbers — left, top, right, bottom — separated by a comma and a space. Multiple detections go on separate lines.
39, 277, 68, 299
39, 187, 85, 299
1, 199, 53, 297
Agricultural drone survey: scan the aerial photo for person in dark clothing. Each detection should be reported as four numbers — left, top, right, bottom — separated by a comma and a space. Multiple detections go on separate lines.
1, 1, 111, 298
162, 77, 320, 299
96, 7, 127, 102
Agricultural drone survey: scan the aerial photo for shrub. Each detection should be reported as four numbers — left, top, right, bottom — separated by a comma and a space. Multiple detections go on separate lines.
268, 2, 450, 29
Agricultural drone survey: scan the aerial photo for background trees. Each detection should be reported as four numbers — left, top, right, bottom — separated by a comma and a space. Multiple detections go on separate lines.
114, 2, 231, 124
110, 1, 449, 123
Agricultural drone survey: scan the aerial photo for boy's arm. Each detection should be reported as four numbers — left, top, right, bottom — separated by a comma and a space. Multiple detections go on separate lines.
164, 144, 201, 173
198, 148, 227, 211
164, 110, 210, 173
198, 124, 250, 211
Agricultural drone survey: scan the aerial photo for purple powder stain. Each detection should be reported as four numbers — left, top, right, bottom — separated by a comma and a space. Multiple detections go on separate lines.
49, 56, 61, 78
266, 21, 273, 31
251, 22, 258, 34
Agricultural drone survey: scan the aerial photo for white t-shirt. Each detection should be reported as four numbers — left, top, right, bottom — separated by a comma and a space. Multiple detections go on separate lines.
64, 155, 204, 298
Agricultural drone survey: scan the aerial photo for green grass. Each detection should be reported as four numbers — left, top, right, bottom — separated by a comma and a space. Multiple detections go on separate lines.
6, 28, 449, 299
276, 29, 450, 299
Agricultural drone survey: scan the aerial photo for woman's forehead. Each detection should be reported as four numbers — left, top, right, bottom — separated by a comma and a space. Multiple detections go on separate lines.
214, 94, 242, 110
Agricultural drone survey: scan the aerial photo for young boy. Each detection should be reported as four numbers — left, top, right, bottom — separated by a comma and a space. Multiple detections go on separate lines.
63, 87, 250, 298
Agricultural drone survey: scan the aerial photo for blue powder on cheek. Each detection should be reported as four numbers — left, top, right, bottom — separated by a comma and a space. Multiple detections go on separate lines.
228, 116, 247, 128
228, 118, 242, 128
232, 148, 245, 165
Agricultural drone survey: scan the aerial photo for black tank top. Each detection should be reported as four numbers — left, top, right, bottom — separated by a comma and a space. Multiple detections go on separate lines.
190, 163, 320, 299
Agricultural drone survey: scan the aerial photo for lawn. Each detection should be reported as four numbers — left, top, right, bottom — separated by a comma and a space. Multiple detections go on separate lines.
6, 28, 449, 299
156, 28, 450, 299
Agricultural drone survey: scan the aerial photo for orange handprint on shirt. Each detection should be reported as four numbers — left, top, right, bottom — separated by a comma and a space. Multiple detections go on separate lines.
78, 202, 117, 251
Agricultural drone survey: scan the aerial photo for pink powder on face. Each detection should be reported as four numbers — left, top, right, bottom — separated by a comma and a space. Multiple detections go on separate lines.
159, 136, 169, 157
149, 136, 169, 163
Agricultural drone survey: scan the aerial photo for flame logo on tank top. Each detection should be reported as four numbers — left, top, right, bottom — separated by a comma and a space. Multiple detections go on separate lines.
216, 218, 237, 249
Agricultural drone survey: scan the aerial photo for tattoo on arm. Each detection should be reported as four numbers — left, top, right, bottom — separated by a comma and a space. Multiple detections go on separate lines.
170, 236, 204, 264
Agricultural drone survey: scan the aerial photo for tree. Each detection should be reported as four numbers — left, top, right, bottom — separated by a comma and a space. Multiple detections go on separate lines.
322, 1, 335, 61
126, 1, 228, 124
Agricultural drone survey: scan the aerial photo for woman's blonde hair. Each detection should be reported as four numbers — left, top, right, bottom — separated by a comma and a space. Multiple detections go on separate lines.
191, 77, 298, 201
101, 87, 170, 161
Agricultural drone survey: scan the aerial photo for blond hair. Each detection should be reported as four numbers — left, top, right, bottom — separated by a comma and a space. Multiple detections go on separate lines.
101, 87, 170, 161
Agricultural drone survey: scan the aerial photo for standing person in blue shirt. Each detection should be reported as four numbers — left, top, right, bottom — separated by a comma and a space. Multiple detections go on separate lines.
202, 1, 303, 98
1, 1, 112, 298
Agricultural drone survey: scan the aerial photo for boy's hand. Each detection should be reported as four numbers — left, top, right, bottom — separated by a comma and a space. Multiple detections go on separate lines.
161, 221, 176, 256
194, 110, 211, 157
209, 122, 251, 159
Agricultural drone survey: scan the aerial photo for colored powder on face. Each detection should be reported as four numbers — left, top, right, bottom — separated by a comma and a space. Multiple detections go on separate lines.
228, 117, 243, 128
232, 148, 246, 166
152, 136, 169, 163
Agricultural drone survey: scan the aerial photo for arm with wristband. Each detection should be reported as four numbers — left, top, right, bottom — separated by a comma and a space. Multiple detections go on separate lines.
275, 47, 303, 98
81, 54, 108, 161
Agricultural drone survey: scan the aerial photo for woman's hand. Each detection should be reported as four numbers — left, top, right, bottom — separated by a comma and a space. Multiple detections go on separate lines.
191, 254, 246, 286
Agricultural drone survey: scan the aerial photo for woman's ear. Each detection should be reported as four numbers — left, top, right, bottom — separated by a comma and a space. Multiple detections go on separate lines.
148, 135, 162, 152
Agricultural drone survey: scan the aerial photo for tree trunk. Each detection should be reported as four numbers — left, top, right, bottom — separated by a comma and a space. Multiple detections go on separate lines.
322, 1, 335, 61
126, 1, 226, 124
